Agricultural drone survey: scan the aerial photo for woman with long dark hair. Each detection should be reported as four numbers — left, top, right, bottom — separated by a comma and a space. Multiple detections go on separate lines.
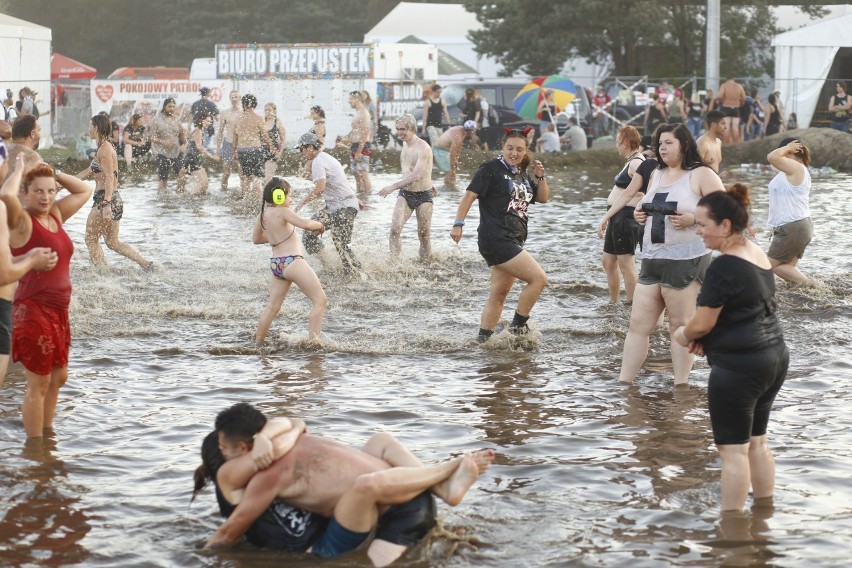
764, 93, 783, 136
252, 177, 327, 343
619, 123, 725, 385
450, 128, 549, 343
82, 114, 152, 269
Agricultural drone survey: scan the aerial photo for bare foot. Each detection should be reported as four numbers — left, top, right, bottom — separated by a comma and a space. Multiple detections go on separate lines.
443, 449, 495, 506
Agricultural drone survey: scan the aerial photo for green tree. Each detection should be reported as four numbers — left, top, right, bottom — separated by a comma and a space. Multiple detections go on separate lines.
462, 0, 827, 79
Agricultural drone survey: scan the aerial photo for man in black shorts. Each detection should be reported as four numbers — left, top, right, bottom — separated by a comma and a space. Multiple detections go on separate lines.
378, 114, 436, 261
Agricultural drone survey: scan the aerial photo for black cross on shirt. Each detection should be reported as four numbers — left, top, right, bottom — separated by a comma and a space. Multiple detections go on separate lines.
642, 192, 678, 244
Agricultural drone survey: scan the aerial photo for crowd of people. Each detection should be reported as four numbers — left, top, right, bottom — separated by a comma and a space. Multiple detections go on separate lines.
0, 74, 830, 564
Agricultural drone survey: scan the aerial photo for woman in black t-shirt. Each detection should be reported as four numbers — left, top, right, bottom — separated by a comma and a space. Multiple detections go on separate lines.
674, 184, 788, 512
450, 128, 549, 343
122, 113, 150, 169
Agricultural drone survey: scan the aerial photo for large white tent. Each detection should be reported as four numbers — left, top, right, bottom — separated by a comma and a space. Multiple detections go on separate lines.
0, 12, 52, 145
364, 2, 608, 84
773, 13, 852, 128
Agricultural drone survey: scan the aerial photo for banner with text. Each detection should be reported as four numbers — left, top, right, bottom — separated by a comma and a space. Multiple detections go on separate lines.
216, 43, 373, 80
89, 80, 233, 125
376, 82, 429, 122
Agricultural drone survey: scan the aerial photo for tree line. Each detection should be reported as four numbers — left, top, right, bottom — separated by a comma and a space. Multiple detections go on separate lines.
1, 0, 827, 79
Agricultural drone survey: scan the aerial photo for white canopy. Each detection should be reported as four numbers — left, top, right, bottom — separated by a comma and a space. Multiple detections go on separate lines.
0, 12, 52, 144
364, 2, 609, 83
773, 13, 852, 128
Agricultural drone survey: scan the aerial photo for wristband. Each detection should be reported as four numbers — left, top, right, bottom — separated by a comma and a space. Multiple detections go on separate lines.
54, 168, 63, 178
453, 220, 465, 227
535, 174, 546, 181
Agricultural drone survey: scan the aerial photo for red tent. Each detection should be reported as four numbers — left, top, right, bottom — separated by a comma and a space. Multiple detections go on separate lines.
51, 53, 96, 80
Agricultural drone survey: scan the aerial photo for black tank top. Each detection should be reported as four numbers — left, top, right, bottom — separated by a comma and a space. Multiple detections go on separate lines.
834, 94, 849, 120
426, 97, 443, 127
214, 484, 327, 552
267, 118, 280, 148
614, 155, 644, 189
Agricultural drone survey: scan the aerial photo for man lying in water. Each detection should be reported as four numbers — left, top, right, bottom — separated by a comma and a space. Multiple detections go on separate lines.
195, 402, 495, 566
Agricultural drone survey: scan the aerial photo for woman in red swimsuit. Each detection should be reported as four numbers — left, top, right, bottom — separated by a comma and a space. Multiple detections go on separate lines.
1, 156, 91, 438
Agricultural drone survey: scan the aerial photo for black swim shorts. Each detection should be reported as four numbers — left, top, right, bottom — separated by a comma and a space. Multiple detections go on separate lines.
238, 147, 266, 178
719, 105, 739, 118
156, 154, 180, 181
375, 491, 437, 546
638, 254, 712, 289
0, 298, 11, 355
399, 188, 433, 210
603, 206, 641, 256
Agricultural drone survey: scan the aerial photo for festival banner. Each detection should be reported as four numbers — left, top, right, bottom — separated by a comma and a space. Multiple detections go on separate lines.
215, 43, 374, 79
89, 80, 233, 125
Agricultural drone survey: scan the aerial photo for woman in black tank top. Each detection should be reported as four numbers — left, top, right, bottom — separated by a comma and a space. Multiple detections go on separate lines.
263, 102, 286, 179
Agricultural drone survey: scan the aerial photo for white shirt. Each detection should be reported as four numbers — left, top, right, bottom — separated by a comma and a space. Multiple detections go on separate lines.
767, 162, 811, 227
311, 152, 359, 212
538, 131, 560, 153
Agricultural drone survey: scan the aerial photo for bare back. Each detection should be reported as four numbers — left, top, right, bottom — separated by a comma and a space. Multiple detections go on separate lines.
350, 107, 371, 144
267, 434, 391, 517
434, 126, 462, 151
718, 80, 745, 108
235, 111, 264, 148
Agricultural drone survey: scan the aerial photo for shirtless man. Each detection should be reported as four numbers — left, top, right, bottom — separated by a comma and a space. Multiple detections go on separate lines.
234, 94, 273, 198
432, 120, 476, 188
217, 90, 241, 190
348, 91, 372, 195
203, 403, 494, 565
378, 114, 435, 261
716, 76, 746, 144
147, 98, 184, 192
696, 110, 726, 173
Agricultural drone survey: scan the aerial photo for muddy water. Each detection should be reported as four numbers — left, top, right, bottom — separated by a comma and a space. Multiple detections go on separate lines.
0, 164, 849, 567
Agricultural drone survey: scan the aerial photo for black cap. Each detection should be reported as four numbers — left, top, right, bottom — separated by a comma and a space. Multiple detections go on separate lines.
200, 87, 211, 96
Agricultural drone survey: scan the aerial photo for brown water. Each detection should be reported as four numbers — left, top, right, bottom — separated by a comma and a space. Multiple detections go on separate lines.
0, 165, 850, 567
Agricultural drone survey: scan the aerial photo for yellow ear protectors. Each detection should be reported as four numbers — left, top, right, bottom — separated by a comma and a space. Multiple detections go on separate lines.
272, 188, 287, 204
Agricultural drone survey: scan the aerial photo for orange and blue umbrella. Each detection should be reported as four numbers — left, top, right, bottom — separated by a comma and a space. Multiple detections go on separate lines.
513, 75, 577, 120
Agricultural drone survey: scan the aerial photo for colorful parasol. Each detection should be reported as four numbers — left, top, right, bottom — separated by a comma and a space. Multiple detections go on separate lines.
513, 75, 577, 120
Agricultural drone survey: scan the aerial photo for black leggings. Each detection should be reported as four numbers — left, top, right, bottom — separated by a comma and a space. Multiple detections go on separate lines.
707, 342, 788, 445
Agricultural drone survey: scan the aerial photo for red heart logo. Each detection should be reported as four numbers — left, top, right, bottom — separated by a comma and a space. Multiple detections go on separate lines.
96, 85, 114, 102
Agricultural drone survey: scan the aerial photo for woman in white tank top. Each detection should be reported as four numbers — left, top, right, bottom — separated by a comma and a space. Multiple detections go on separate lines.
765, 138, 813, 285
619, 124, 725, 386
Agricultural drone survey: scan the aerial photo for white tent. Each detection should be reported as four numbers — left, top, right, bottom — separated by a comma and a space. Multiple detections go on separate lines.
364, 2, 609, 84
772, 13, 852, 128
0, 12, 52, 145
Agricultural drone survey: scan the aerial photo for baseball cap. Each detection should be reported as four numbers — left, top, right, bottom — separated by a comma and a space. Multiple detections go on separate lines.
200, 87, 211, 96
296, 132, 321, 149
463, 120, 477, 131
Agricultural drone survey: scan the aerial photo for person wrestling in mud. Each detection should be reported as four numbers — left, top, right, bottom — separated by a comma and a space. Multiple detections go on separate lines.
197, 403, 495, 566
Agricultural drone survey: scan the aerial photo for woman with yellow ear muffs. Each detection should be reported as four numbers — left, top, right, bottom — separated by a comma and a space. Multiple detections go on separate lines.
252, 177, 328, 344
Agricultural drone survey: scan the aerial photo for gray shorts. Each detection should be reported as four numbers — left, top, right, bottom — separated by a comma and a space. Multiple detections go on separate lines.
638, 254, 712, 289
768, 217, 812, 263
